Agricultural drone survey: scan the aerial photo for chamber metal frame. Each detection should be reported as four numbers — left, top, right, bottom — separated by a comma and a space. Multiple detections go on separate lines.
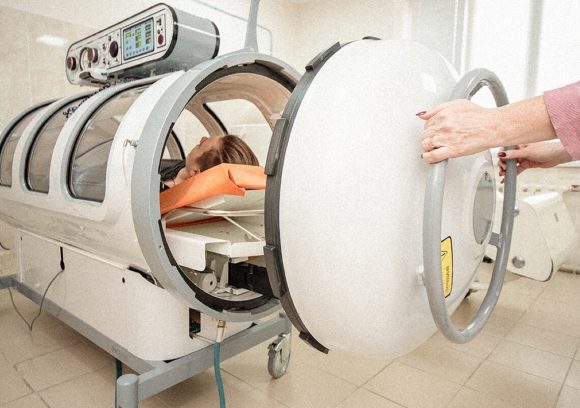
0, 100, 53, 187
0, 274, 291, 408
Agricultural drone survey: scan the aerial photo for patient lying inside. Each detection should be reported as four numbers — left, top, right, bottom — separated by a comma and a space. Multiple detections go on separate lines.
161, 134, 258, 189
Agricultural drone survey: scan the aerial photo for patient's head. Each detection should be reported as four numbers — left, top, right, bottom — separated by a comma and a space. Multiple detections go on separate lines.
185, 134, 258, 176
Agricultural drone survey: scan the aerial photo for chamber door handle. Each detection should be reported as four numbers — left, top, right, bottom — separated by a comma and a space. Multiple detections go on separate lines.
422, 68, 517, 344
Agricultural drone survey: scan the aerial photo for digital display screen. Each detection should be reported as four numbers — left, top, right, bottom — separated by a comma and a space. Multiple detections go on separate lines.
123, 18, 154, 60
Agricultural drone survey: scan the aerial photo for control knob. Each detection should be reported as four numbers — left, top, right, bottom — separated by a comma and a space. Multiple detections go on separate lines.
66, 56, 77, 71
109, 41, 119, 58
87, 48, 99, 64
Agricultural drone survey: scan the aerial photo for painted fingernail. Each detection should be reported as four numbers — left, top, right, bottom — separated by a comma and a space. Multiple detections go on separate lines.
416, 111, 427, 116
498, 152, 506, 158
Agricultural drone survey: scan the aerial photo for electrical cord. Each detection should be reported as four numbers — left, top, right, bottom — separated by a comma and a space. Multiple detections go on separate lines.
214, 320, 227, 408
8, 268, 64, 331
63, 83, 111, 119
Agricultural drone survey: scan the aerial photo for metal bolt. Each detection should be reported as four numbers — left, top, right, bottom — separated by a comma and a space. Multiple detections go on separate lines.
512, 256, 526, 269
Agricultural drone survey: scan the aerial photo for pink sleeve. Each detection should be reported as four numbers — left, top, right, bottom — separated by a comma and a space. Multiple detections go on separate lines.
543, 81, 580, 160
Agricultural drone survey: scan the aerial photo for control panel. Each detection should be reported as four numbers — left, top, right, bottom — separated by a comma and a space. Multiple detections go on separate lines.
66, 3, 219, 86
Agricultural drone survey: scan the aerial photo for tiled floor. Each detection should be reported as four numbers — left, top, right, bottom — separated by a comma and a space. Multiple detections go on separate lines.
1, 250, 580, 408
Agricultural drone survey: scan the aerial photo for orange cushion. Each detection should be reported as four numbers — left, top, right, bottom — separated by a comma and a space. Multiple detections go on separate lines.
160, 164, 266, 215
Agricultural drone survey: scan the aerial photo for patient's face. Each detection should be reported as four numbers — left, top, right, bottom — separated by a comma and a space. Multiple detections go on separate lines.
185, 136, 222, 175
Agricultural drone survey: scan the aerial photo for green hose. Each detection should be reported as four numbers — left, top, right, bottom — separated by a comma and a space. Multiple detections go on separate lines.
214, 341, 226, 408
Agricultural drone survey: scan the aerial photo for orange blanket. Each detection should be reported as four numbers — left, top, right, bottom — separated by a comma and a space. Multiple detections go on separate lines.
160, 164, 266, 215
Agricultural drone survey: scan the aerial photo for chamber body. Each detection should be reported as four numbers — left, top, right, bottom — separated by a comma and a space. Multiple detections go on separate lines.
0, 52, 298, 360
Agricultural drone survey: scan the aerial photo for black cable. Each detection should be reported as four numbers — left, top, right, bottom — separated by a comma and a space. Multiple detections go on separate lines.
0, 240, 8, 251
62, 82, 111, 118
8, 268, 65, 331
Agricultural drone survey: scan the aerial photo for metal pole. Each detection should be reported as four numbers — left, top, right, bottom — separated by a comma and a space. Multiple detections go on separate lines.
191, 0, 272, 54
115, 359, 123, 408
245, 0, 260, 52
525, 0, 544, 97
116, 374, 139, 408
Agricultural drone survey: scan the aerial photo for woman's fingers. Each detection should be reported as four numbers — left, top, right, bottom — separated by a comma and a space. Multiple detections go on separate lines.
500, 149, 526, 160
417, 105, 444, 121
421, 135, 436, 152
417, 100, 468, 121
421, 146, 453, 163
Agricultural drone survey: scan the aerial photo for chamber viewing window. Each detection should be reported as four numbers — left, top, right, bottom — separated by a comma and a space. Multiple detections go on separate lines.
205, 99, 267, 131
168, 109, 209, 158
472, 170, 495, 245
163, 131, 185, 160
159, 103, 218, 187
69, 86, 147, 202
27, 99, 85, 193
0, 107, 46, 187
204, 99, 270, 164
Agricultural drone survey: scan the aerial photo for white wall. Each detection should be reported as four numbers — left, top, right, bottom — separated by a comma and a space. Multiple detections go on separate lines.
0, 0, 300, 123
410, 0, 466, 72
4, 0, 291, 54
278, 0, 411, 71
536, 0, 580, 92
466, 0, 533, 101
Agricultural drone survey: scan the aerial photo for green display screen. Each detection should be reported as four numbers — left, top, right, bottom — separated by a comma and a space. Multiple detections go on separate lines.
123, 18, 154, 60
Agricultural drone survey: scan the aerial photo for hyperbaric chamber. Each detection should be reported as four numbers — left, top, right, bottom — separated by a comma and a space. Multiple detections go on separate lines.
0, 38, 515, 359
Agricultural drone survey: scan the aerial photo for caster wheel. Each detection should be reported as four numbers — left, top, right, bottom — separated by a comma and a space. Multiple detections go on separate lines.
267, 333, 291, 379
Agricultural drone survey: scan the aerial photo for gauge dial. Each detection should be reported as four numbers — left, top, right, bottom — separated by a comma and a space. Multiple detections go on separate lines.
79, 48, 91, 70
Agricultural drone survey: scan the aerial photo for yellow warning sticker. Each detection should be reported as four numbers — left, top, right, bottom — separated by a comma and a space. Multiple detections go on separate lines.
441, 236, 453, 298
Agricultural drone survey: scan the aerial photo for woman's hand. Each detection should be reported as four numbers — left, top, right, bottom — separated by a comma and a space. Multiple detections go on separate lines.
418, 96, 557, 163
498, 141, 572, 177
418, 99, 505, 163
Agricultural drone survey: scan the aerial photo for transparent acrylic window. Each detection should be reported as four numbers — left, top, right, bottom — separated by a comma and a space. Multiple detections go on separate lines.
27, 99, 84, 193
69, 86, 147, 202
205, 99, 271, 164
172, 109, 209, 155
163, 131, 185, 160
0, 108, 43, 187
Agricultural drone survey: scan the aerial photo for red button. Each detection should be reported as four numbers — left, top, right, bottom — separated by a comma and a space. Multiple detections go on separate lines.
158, 34, 164, 45
109, 41, 119, 58
66, 56, 77, 71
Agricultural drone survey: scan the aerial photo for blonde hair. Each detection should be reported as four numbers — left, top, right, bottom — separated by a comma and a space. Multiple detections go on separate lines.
196, 134, 258, 171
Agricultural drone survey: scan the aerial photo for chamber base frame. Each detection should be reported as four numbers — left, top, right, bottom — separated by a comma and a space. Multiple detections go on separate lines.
0, 274, 292, 408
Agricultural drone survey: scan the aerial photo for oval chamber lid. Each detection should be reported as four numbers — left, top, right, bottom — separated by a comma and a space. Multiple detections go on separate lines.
265, 39, 493, 358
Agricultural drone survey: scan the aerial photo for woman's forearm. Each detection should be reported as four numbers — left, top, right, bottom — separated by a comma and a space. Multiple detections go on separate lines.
420, 82, 580, 163
496, 95, 557, 147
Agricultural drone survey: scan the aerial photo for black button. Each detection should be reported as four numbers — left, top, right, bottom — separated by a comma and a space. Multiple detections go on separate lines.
109, 41, 119, 58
